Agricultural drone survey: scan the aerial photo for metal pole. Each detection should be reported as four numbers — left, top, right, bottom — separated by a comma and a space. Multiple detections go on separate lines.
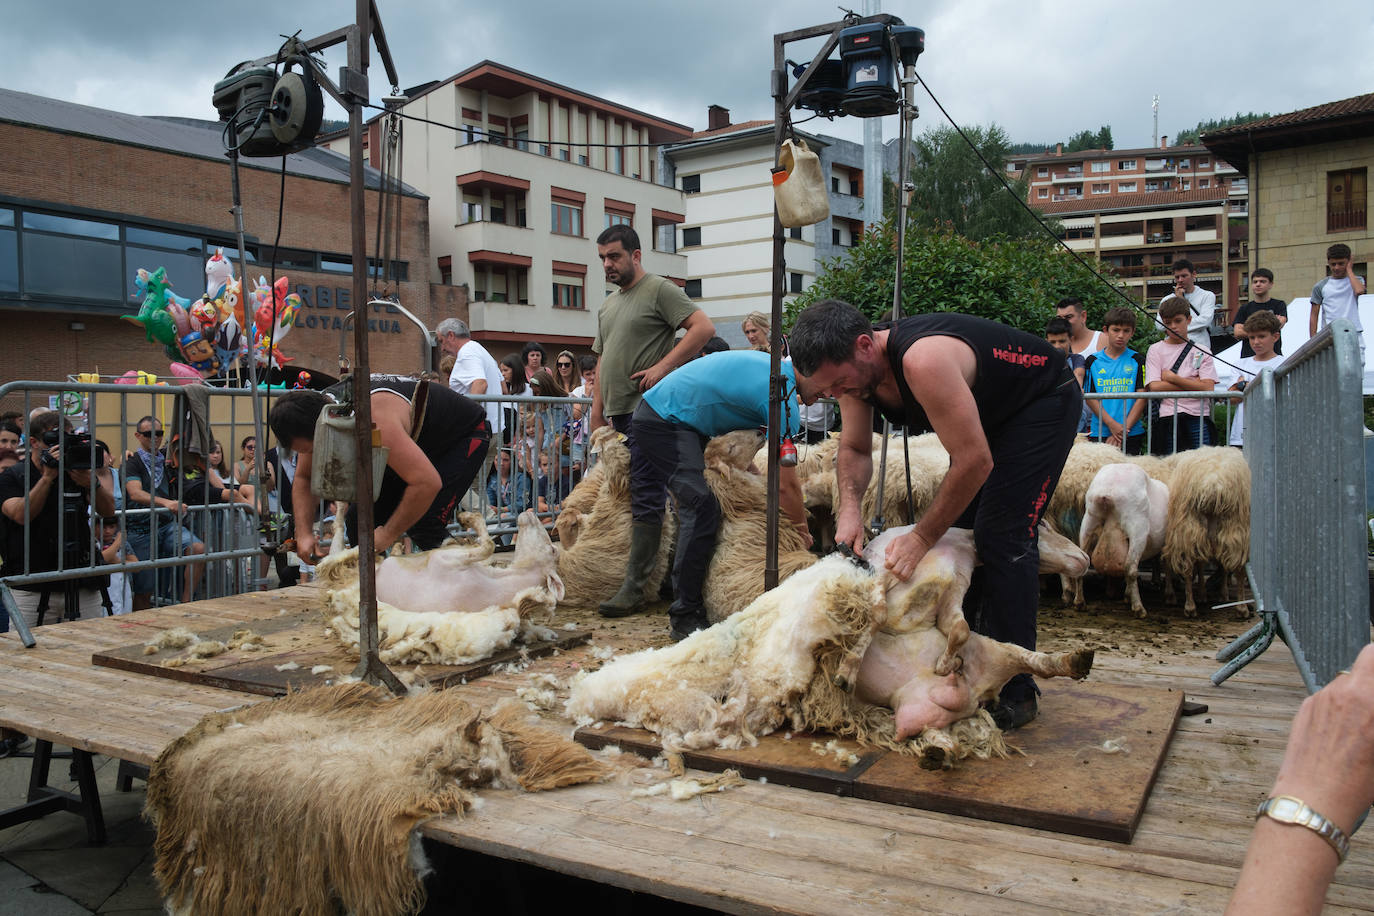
348, 0, 403, 695
227, 152, 269, 527
868, 54, 918, 540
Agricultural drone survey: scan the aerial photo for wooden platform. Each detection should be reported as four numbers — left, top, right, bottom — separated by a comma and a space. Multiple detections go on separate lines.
89, 608, 590, 697
2, 588, 1372, 914
575, 681, 1181, 843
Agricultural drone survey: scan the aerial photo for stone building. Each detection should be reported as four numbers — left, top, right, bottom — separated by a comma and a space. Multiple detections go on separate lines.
1203, 93, 1374, 305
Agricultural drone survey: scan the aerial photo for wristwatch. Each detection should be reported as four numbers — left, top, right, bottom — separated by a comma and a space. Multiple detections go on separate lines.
1256, 795, 1350, 863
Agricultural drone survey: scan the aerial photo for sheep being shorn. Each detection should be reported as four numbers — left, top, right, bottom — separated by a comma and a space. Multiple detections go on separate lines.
568, 534, 1093, 768
325, 510, 565, 665
1161, 446, 1251, 617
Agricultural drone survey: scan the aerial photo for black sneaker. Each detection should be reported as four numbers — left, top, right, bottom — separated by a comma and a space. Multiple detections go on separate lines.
989, 696, 1038, 731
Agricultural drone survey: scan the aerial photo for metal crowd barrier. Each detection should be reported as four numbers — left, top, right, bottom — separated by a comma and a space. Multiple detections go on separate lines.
0, 380, 268, 646
1214, 321, 1371, 689
1080, 390, 1241, 454
463, 391, 595, 541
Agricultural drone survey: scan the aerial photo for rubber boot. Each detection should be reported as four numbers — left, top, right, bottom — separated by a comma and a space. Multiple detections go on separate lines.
668, 607, 709, 642
599, 521, 662, 618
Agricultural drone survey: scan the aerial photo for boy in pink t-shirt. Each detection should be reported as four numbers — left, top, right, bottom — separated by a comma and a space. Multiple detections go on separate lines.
1146, 297, 1218, 452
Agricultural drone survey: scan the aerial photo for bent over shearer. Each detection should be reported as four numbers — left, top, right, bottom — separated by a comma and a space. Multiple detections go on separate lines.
789, 299, 1081, 730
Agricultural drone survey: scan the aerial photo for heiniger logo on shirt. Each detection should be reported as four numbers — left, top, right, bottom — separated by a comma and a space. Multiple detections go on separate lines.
991, 346, 1049, 368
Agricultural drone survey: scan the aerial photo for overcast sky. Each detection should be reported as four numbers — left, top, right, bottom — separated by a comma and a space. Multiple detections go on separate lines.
3, 0, 1371, 153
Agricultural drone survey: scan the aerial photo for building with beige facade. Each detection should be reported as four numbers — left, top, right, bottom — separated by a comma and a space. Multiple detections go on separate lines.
325, 61, 694, 358
1203, 92, 1374, 307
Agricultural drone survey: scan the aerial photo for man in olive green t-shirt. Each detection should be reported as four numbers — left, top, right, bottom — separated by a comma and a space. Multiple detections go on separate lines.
589, 225, 715, 434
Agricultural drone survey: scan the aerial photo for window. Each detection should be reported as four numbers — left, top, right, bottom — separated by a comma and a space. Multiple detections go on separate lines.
1118, 181, 1137, 192
1145, 180, 1160, 192
514, 127, 529, 152
832, 228, 841, 245
578, 155, 588, 166
681, 174, 701, 194
1186, 215, 1217, 232
1091, 161, 1110, 173
1037, 188, 1049, 199
1328, 168, 1368, 233
516, 202, 527, 228
551, 203, 582, 236
438, 257, 452, 285
262, 246, 316, 272
682, 226, 701, 247
487, 130, 506, 147
23, 212, 119, 240
789, 226, 802, 240
461, 193, 483, 223
1037, 167, 1048, 177
684, 278, 702, 299
320, 256, 352, 273
552, 278, 584, 310
604, 212, 632, 229
1181, 180, 1191, 191
849, 179, 860, 196
1199, 178, 1209, 188
1092, 183, 1110, 194
831, 176, 840, 193
1199, 158, 1210, 168
1064, 225, 1096, 240
490, 206, 506, 225
1118, 159, 1137, 171
612, 148, 624, 174
559, 149, 570, 161
789, 272, 803, 294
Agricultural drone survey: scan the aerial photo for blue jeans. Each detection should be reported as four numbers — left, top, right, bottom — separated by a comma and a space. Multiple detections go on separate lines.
126, 521, 202, 601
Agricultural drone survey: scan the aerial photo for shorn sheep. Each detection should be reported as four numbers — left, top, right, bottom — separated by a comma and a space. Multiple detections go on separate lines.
1162, 445, 1251, 617
1077, 463, 1169, 618
554, 426, 676, 609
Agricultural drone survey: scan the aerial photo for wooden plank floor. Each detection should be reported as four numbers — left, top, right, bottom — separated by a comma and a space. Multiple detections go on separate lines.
1, 587, 1369, 914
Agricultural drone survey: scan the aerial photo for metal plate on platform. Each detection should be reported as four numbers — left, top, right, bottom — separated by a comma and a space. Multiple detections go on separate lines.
574, 681, 1181, 842
91, 610, 591, 697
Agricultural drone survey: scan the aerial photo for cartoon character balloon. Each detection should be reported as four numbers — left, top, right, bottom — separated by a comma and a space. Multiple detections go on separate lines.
249, 274, 301, 369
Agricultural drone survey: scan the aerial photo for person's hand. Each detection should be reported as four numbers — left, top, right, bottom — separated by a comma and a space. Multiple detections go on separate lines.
795, 523, 814, 550
1233, 325, 1246, 339
1162, 368, 1180, 385
67, 467, 91, 488
884, 529, 932, 582
39, 448, 61, 481
294, 531, 318, 564
1175, 284, 1186, 299
1107, 431, 1123, 448
1268, 644, 1374, 836
631, 361, 669, 392
834, 511, 865, 554
1354, 275, 1367, 296
372, 525, 398, 556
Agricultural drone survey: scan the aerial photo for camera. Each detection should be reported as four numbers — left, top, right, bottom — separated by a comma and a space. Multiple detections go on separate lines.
38, 430, 107, 471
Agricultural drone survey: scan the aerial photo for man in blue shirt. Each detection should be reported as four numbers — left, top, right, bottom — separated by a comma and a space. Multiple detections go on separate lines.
1083, 307, 1148, 454
599, 350, 807, 640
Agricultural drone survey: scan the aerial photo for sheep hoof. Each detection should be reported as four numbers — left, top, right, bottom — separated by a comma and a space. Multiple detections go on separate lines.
1133, 607, 1147, 620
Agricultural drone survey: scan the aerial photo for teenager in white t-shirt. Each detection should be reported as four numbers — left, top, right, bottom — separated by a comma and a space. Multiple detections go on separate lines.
1055, 296, 1102, 357
1228, 310, 1286, 447
1309, 242, 1367, 365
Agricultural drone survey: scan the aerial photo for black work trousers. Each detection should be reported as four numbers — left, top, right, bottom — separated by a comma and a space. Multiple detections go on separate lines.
628, 402, 719, 614
958, 379, 1082, 704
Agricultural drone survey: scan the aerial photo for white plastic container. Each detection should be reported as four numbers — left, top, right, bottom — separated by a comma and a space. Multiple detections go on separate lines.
310, 404, 388, 501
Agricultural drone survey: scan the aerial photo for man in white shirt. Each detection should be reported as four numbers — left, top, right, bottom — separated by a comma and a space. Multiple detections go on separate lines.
1055, 297, 1102, 357
1159, 258, 1217, 353
1309, 242, 1367, 366
437, 318, 503, 440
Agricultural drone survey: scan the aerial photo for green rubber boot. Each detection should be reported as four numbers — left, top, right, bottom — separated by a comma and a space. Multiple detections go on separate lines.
598, 521, 662, 618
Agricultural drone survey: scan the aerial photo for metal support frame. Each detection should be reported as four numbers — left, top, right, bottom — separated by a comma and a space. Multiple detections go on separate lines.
767, 13, 900, 587
230, 1, 404, 694
0, 741, 107, 845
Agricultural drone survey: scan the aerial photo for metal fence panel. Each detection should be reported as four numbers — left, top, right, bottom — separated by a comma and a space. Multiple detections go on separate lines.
1214, 321, 1370, 690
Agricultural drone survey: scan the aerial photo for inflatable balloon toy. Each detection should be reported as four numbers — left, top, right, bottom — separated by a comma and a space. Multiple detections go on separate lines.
205, 248, 234, 300
124, 267, 180, 347
166, 299, 221, 377
249, 274, 302, 368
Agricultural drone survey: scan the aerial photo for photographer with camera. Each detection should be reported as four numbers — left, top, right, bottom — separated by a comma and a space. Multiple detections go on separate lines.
0, 410, 114, 628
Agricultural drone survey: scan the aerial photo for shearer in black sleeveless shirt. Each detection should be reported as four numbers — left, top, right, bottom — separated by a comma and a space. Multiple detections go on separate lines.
269, 376, 491, 561
790, 300, 1081, 730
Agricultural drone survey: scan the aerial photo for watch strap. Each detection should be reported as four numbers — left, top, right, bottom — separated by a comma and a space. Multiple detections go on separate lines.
1256, 795, 1350, 863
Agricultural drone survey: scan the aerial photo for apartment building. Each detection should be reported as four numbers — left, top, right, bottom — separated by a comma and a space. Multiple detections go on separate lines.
326, 61, 693, 356
1022, 141, 1245, 318
661, 108, 898, 348
1203, 92, 1374, 306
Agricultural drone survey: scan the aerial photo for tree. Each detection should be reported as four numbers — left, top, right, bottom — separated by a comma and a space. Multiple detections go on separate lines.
903, 123, 1055, 242
1172, 112, 1270, 146
1066, 125, 1114, 152
787, 219, 1146, 347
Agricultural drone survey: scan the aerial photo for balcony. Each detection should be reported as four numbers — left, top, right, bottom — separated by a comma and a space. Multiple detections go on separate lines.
1329, 203, 1367, 234
453, 220, 535, 259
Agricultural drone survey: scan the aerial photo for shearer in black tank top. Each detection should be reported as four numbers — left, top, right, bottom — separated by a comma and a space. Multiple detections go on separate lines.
269, 376, 491, 561
790, 300, 1081, 731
